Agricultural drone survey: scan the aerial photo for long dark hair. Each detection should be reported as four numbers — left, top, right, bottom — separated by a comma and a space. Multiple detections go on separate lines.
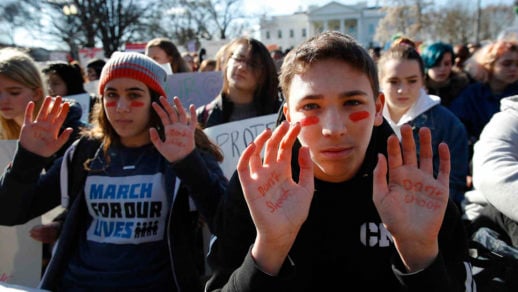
222, 37, 280, 115
42, 61, 86, 95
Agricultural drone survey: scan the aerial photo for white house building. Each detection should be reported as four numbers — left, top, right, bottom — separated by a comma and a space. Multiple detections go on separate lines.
258, 1, 384, 52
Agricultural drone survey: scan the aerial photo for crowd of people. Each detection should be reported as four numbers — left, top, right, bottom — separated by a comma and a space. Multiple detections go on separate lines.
0, 30, 517, 291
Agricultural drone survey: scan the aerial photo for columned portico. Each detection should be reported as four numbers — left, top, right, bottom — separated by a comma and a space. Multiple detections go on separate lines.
259, 1, 384, 50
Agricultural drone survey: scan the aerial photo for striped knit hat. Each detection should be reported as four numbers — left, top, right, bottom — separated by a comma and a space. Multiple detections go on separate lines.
98, 52, 167, 97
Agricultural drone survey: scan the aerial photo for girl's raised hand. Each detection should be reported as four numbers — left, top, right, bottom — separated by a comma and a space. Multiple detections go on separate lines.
150, 96, 196, 163
19, 96, 72, 157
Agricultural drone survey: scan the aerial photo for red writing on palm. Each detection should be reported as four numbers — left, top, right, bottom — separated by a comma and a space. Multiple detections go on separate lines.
266, 188, 291, 213
402, 179, 442, 210
258, 172, 281, 196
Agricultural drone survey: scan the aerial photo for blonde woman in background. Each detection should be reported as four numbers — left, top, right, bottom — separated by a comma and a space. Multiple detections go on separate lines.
0, 47, 87, 275
0, 47, 45, 140
0, 48, 85, 145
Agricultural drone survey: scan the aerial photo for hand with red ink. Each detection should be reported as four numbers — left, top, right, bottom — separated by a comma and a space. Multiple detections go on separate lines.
150, 96, 196, 163
237, 121, 314, 276
19, 96, 73, 158
373, 124, 450, 273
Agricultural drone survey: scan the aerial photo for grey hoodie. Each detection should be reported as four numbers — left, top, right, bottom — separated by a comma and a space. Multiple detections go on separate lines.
472, 95, 518, 222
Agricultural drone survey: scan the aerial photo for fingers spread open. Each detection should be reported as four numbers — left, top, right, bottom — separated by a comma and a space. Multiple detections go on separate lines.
152, 99, 170, 125
173, 96, 187, 124
387, 134, 403, 170
52, 102, 70, 137
418, 127, 433, 174
249, 128, 272, 175
237, 141, 256, 179
437, 142, 451, 187
373, 153, 388, 203
263, 122, 288, 166
297, 146, 314, 191
278, 122, 300, 162
188, 104, 197, 129
400, 124, 417, 167
23, 101, 35, 126
36, 96, 53, 122
48, 96, 63, 123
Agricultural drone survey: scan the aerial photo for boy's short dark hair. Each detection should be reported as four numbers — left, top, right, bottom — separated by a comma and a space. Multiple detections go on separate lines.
279, 31, 379, 100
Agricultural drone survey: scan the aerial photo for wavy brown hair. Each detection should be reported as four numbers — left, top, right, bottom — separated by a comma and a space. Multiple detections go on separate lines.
222, 37, 280, 115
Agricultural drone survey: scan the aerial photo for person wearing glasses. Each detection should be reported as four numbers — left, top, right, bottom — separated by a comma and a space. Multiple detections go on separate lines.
196, 37, 281, 128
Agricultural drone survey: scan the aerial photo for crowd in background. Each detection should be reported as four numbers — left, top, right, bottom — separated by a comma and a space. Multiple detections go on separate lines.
1, 30, 518, 291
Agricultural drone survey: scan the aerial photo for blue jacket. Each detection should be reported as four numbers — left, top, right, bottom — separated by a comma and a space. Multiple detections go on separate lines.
449, 81, 518, 144
408, 105, 469, 206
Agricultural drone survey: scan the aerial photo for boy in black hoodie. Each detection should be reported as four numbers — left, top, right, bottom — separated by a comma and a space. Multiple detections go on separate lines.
206, 31, 475, 291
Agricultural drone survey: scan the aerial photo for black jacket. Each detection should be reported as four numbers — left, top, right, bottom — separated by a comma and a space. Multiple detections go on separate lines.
205, 120, 474, 292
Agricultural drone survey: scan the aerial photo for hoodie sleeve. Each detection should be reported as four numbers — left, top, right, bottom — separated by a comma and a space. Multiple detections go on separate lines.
473, 97, 518, 222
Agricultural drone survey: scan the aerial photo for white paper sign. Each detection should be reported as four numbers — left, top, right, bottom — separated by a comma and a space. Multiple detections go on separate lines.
203, 114, 278, 179
65, 93, 91, 124
166, 71, 223, 109
0, 140, 42, 288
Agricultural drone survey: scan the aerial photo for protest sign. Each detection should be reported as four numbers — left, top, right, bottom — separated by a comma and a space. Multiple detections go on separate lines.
166, 71, 222, 108
0, 282, 49, 291
0, 140, 42, 288
204, 114, 277, 179
65, 93, 91, 123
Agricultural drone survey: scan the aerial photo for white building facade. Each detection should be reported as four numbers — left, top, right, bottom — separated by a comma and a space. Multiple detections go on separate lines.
259, 1, 384, 51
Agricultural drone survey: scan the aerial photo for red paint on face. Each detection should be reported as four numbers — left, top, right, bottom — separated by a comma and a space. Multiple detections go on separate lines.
349, 111, 369, 122
300, 116, 319, 126
130, 101, 145, 107
105, 101, 117, 107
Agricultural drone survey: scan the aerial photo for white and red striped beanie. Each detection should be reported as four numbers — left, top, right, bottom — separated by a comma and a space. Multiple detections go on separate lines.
98, 52, 167, 97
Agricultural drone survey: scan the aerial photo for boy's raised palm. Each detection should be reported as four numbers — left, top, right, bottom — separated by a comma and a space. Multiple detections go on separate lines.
373, 124, 450, 271
237, 122, 314, 247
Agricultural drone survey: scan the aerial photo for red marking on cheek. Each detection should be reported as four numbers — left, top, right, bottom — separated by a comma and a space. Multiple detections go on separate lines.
300, 116, 319, 126
105, 101, 117, 107
349, 111, 370, 122
130, 101, 145, 107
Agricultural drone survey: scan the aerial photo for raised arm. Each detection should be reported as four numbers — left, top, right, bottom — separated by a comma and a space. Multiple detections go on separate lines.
373, 124, 450, 272
150, 96, 196, 163
19, 96, 73, 157
0, 96, 72, 225
236, 121, 314, 275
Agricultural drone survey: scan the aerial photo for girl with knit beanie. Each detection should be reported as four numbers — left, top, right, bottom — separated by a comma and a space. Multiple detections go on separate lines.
0, 52, 227, 291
